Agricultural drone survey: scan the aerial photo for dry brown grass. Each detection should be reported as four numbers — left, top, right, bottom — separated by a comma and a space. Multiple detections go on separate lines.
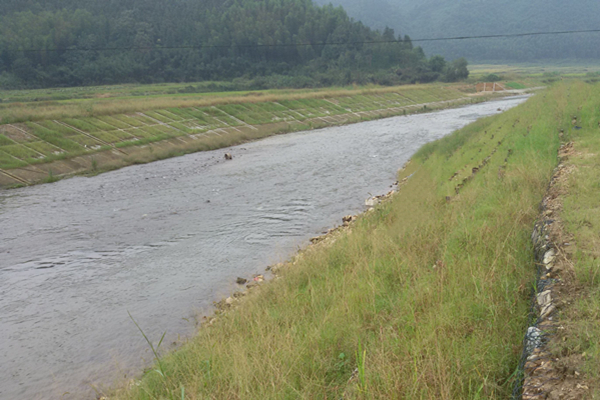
0, 84, 462, 124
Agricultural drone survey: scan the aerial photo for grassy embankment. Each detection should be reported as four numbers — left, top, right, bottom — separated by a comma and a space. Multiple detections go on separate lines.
0, 83, 491, 186
110, 83, 600, 399
550, 81, 600, 395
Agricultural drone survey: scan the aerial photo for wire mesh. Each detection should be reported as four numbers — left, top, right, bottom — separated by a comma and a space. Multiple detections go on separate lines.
511, 219, 559, 399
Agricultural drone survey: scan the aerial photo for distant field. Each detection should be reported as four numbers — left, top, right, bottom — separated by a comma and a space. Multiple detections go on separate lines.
0, 83, 485, 186
470, 62, 600, 79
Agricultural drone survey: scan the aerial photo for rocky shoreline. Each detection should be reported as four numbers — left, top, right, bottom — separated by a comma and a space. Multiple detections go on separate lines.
209, 161, 412, 324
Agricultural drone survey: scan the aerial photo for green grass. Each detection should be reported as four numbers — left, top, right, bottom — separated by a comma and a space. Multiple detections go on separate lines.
89, 131, 123, 144
0, 83, 477, 186
505, 82, 526, 90
35, 120, 79, 136
156, 110, 185, 122
68, 134, 104, 147
205, 107, 243, 126
128, 128, 155, 139
1, 144, 42, 161
62, 118, 103, 133
138, 126, 172, 137
549, 81, 600, 397
25, 141, 63, 156
106, 129, 136, 141
0, 150, 27, 169
165, 122, 194, 135
0, 134, 15, 146
97, 116, 135, 129
24, 123, 84, 152
0, 81, 359, 104
131, 113, 159, 125
111, 84, 592, 400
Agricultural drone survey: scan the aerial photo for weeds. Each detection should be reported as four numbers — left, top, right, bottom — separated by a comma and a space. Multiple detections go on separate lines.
128, 312, 168, 380
43, 169, 59, 183
555, 83, 600, 393
356, 340, 367, 393
111, 84, 588, 400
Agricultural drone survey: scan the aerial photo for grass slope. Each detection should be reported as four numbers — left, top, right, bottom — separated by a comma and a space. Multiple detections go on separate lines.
551, 82, 600, 396
110, 84, 596, 399
0, 84, 480, 186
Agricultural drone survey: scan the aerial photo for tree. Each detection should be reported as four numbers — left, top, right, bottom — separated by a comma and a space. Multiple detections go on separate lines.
443, 57, 469, 82
0, 0, 453, 89
428, 55, 446, 73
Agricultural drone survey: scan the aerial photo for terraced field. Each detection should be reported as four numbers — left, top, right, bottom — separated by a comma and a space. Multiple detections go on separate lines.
0, 85, 474, 185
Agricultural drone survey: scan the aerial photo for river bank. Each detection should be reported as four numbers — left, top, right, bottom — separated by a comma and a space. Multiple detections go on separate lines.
107, 83, 580, 399
111, 82, 600, 399
1, 98, 529, 399
0, 83, 511, 188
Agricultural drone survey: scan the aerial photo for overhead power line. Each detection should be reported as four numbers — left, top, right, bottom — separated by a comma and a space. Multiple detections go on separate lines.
411, 28, 600, 42
12, 28, 600, 53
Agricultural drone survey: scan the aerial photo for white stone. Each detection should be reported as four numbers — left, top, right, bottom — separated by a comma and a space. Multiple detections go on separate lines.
543, 249, 556, 266
537, 290, 552, 308
365, 198, 379, 207
541, 304, 556, 319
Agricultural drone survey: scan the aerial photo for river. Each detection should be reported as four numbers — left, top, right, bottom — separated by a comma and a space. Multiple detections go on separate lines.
0, 96, 528, 399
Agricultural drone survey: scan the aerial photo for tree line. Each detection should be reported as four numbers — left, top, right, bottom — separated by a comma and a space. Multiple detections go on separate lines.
0, 0, 468, 90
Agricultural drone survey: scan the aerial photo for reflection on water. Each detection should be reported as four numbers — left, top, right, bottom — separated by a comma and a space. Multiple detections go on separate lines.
0, 96, 528, 399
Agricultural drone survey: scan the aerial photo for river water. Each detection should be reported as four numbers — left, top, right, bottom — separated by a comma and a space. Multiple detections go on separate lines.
0, 96, 528, 399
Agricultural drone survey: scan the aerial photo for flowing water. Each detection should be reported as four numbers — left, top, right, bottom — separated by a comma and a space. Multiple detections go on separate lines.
0, 96, 528, 399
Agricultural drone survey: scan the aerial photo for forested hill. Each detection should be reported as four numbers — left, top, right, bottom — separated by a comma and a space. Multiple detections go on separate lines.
0, 0, 466, 89
313, 0, 600, 62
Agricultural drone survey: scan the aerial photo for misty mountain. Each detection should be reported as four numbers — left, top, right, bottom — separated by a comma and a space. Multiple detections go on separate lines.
313, 0, 600, 61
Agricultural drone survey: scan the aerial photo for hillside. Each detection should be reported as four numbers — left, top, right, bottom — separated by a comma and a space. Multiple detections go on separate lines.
0, 0, 454, 89
313, 0, 600, 62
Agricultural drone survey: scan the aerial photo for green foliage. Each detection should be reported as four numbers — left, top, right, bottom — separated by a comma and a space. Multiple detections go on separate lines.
482, 74, 502, 82
0, 0, 458, 89
443, 58, 470, 82
429, 55, 446, 73
505, 82, 526, 89
0, 150, 27, 169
